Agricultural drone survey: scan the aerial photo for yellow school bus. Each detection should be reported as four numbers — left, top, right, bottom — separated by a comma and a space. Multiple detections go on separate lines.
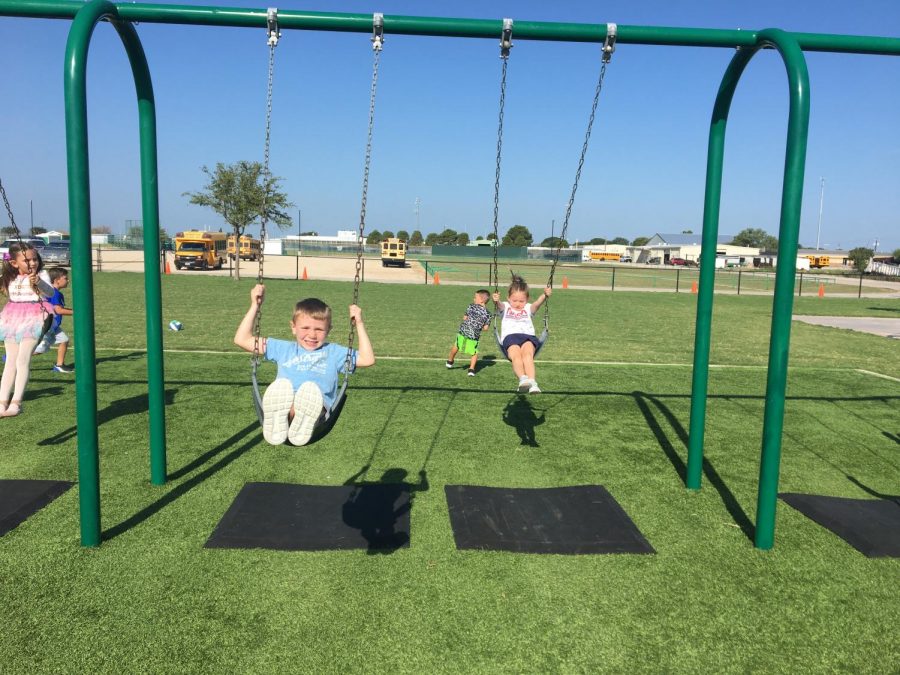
381, 238, 407, 267
587, 251, 621, 262
174, 230, 227, 270
806, 255, 830, 269
227, 235, 261, 261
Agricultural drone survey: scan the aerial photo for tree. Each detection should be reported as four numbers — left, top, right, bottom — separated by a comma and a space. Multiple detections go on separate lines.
847, 247, 874, 272
610, 237, 629, 245
681, 229, 693, 234
396, 229, 409, 242
486, 232, 497, 241
457, 232, 470, 246
892, 248, 900, 263
366, 230, 382, 245
731, 227, 778, 251
184, 160, 293, 280
381, 230, 395, 240
588, 237, 607, 245
409, 230, 423, 246
540, 236, 569, 248
30, 226, 47, 236
631, 236, 650, 247
91, 225, 112, 234
1, 225, 17, 237
502, 225, 532, 247
299, 231, 318, 236
424, 232, 438, 246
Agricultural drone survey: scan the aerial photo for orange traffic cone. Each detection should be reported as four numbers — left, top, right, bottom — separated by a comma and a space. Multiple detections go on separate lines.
302, 267, 308, 280
691, 281, 699, 294
164, 261, 171, 275
434, 272, 440, 285
818, 284, 825, 298
562, 276, 569, 289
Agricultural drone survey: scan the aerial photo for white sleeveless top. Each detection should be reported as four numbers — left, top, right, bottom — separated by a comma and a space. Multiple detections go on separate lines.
6, 271, 51, 302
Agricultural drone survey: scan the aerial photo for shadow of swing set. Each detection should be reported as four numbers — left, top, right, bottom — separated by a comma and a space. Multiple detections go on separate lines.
4, 1, 899, 551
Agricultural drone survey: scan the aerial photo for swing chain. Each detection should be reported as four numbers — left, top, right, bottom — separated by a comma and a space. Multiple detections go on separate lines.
491, 20, 513, 296
547, 48, 611, 291
0, 179, 18, 235
346, 17, 383, 374
253, 12, 279, 368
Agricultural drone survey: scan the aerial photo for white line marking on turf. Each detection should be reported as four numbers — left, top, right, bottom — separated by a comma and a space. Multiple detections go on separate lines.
855, 369, 900, 383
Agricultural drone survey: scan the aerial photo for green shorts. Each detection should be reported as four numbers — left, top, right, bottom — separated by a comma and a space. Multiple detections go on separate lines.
455, 333, 480, 356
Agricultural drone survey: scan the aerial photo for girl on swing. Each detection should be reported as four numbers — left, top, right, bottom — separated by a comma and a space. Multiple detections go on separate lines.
493, 273, 552, 395
0, 241, 55, 417
234, 284, 375, 446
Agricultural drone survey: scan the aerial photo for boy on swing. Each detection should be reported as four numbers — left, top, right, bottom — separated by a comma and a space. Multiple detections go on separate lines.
235, 284, 375, 446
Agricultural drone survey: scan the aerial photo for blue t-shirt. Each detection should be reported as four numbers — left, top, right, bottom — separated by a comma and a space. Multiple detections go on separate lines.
47, 289, 65, 331
265, 338, 356, 409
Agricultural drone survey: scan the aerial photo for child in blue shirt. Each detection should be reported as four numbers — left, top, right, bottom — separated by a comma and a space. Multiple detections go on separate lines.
33, 267, 74, 373
234, 284, 375, 446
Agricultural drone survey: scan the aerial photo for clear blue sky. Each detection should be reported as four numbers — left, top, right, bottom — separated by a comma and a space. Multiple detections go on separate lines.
1, 0, 898, 252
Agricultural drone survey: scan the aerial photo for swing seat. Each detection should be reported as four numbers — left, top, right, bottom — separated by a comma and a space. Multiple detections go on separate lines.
494, 323, 549, 360
251, 366, 348, 446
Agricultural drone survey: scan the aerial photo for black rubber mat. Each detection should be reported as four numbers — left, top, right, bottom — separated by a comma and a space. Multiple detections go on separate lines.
445, 484, 654, 555
206, 482, 411, 551
0, 479, 73, 536
780, 493, 900, 558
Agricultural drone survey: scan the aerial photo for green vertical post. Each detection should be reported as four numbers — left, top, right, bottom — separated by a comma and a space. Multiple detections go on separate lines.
755, 29, 809, 549
65, 0, 167, 546
686, 29, 809, 550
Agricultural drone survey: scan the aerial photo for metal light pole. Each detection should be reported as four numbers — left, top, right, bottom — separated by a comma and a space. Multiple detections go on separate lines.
815, 176, 825, 250
296, 208, 301, 279
415, 197, 421, 232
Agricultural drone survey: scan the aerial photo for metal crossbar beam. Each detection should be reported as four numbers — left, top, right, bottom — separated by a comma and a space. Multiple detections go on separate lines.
2, 1, 899, 56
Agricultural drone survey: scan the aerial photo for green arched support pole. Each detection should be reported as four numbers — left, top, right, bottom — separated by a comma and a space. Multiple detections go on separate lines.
686, 29, 809, 550
65, 0, 167, 547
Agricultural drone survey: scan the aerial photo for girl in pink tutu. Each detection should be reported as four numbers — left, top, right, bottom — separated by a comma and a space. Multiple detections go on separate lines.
0, 242, 55, 417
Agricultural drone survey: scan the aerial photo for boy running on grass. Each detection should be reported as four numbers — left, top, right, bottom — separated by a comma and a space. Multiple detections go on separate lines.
446, 289, 492, 376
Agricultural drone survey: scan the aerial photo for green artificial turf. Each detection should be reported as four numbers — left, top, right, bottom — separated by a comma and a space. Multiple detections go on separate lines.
1, 274, 897, 673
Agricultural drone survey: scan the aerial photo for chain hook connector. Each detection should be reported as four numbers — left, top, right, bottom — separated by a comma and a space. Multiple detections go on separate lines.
266, 7, 280, 47
602, 22, 617, 63
372, 13, 385, 51
500, 18, 513, 60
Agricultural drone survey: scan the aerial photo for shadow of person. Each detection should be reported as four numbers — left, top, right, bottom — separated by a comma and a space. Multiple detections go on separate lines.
502, 396, 545, 447
342, 467, 428, 555
39, 388, 177, 446
471, 355, 499, 374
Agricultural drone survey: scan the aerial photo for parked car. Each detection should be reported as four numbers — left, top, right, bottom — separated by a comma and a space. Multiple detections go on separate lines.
646, 257, 662, 265
41, 241, 71, 266
0, 237, 46, 259
669, 257, 687, 266
620, 256, 633, 263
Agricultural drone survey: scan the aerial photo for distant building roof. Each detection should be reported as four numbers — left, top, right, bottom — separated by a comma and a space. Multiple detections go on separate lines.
647, 233, 734, 246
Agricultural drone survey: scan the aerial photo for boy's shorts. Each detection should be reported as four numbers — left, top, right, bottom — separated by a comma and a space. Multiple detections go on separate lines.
455, 333, 480, 356
34, 328, 68, 354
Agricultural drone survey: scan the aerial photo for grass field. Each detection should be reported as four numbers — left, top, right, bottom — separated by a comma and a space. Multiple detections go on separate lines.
2, 274, 898, 673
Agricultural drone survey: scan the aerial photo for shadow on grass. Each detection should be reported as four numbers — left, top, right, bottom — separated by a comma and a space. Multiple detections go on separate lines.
95, 350, 146, 365
103, 421, 261, 542
341, 466, 429, 555
846, 475, 900, 504
503, 396, 545, 447
38, 389, 178, 446
633, 391, 755, 542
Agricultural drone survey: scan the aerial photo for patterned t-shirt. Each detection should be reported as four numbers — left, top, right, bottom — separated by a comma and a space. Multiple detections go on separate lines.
458, 303, 492, 340
265, 338, 356, 409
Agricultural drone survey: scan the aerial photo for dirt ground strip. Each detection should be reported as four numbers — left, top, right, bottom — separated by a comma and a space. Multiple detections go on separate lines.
793, 315, 900, 339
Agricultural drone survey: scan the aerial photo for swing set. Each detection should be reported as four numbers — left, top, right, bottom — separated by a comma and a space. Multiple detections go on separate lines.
2, 1, 897, 550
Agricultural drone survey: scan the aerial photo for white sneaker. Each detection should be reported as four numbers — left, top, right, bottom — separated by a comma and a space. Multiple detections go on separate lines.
529, 382, 541, 394
262, 378, 294, 445
517, 377, 532, 393
288, 381, 324, 446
